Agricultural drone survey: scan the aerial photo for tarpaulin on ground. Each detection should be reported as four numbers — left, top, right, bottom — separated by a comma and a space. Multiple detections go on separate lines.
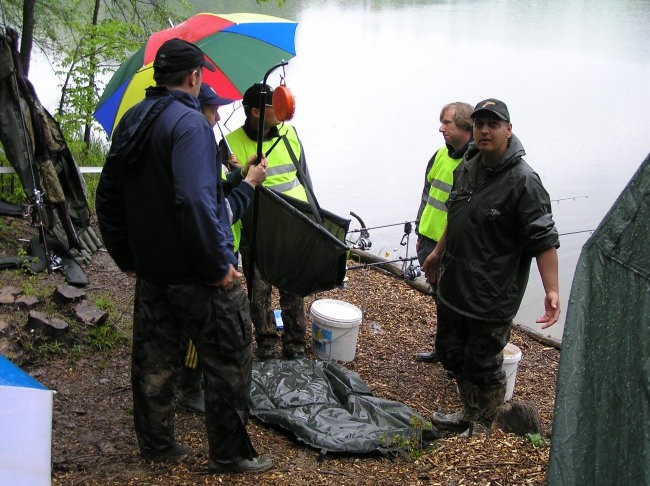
250, 358, 441, 454
246, 186, 350, 296
548, 154, 650, 486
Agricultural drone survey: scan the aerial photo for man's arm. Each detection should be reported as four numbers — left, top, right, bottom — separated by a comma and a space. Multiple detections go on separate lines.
95, 154, 134, 272
422, 227, 446, 283
535, 247, 560, 328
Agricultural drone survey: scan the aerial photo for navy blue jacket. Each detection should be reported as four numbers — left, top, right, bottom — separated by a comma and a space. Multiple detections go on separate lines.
96, 87, 239, 283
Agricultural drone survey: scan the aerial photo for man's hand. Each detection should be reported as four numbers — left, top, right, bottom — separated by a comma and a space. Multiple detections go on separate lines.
536, 290, 560, 329
211, 264, 241, 289
244, 154, 267, 188
227, 153, 241, 172
421, 251, 441, 284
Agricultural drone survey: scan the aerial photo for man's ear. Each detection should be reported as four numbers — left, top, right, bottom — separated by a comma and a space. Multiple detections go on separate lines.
188, 69, 199, 88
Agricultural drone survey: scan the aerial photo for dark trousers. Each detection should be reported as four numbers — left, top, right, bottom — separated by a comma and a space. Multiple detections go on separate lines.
435, 302, 511, 391
131, 278, 257, 462
239, 236, 306, 352
416, 235, 438, 301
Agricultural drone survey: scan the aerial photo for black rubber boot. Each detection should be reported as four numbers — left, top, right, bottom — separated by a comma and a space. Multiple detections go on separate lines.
460, 384, 506, 437
177, 367, 205, 413
431, 377, 480, 430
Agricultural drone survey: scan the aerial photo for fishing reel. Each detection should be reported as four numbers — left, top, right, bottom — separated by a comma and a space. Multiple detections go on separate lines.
353, 237, 372, 251
402, 262, 421, 280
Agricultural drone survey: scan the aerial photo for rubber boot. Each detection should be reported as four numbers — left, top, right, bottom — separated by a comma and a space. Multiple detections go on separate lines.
431, 377, 480, 430
177, 367, 205, 413
460, 384, 506, 437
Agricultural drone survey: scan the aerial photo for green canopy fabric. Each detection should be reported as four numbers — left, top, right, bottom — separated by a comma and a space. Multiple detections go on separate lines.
548, 153, 650, 485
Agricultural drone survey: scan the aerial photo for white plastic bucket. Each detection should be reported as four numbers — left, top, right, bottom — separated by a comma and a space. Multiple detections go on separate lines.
502, 342, 522, 401
310, 299, 362, 362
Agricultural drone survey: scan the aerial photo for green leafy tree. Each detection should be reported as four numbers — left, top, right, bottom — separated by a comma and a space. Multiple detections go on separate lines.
3, 0, 190, 147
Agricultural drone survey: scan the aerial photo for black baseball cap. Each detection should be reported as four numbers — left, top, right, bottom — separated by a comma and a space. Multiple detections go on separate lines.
198, 83, 234, 106
153, 38, 216, 74
471, 98, 510, 122
243, 83, 274, 109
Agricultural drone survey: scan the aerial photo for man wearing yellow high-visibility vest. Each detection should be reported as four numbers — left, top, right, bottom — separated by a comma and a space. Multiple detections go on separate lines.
414, 102, 473, 363
221, 83, 311, 361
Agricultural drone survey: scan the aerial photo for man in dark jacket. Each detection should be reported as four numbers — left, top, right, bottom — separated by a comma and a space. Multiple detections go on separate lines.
422, 98, 560, 434
95, 38, 271, 473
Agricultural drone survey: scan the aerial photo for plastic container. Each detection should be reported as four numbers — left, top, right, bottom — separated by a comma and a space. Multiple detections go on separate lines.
502, 342, 523, 400
274, 309, 284, 330
310, 299, 362, 362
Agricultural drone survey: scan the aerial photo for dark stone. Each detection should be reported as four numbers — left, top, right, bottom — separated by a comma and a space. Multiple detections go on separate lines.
27, 310, 69, 336
15, 295, 40, 310
0, 286, 20, 305
53, 284, 86, 305
75, 301, 108, 326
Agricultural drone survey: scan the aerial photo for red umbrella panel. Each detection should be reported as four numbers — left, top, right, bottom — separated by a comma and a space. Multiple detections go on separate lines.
95, 12, 297, 137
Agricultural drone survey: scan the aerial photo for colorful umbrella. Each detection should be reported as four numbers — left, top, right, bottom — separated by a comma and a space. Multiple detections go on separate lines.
94, 12, 298, 137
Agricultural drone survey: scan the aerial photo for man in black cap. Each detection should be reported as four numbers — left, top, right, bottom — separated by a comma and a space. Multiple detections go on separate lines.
222, 83, 312, 361
422, 98, 560, 435
96, 38, 271, 473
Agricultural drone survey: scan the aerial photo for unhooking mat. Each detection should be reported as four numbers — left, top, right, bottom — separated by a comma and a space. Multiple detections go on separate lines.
250, 358, 441, 454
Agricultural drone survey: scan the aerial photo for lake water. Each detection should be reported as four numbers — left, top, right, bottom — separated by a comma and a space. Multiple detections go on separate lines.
31, 0, 650, 343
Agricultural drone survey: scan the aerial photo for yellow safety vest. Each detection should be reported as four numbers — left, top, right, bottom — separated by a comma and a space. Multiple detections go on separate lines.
226, 124, 307, 202
419, 146, 463, 242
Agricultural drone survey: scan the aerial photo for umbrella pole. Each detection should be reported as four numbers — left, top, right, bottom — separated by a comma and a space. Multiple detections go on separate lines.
248, 61, 289, 301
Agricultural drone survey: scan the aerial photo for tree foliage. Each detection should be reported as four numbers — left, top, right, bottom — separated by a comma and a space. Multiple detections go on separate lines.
3, 0, 190, 146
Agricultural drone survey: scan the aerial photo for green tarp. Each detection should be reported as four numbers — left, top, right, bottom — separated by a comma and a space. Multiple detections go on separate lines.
250, 358, 441, 454
548, 154, 650, 485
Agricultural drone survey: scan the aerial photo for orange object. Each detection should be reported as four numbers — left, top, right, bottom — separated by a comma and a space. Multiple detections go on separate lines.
273, 84, 295, 121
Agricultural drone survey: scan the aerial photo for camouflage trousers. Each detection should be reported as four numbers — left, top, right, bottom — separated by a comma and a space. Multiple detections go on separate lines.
434, 302, 511, 391
132, 278, 256, 462
239, 240, 306, 354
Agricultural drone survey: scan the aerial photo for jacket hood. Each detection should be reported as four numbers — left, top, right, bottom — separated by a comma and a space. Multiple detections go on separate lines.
464, 133, 526, 173
108, 88, 199, 164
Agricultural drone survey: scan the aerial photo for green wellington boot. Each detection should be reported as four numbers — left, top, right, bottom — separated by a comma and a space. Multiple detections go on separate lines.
431, 377, 480, 430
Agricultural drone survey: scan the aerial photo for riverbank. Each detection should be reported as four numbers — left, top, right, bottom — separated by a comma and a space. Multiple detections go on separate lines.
0, 218, 558, 485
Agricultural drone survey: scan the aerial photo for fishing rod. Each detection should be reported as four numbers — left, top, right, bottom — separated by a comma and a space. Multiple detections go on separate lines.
2, 27, 53, 274
347, 220, 416, 233
559, 229, 594, 236
552, 195, 588, 203
346, 194, 587, 239
347, 256, 422, 280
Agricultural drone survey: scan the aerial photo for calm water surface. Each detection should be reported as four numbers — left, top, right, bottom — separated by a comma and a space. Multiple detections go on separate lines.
33, 0, 650, 342
193, 0, 650, 342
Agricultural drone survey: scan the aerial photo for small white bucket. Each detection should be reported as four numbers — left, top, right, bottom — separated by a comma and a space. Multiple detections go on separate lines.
310, 299, 362, 362
502, 342, 522, 401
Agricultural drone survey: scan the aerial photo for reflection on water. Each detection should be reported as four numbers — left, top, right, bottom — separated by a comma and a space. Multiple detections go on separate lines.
192, 0, 650, 342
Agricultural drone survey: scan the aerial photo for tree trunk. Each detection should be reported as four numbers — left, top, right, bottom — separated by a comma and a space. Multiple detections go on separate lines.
20, 0, 36, 75
83, 0, 102, 148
